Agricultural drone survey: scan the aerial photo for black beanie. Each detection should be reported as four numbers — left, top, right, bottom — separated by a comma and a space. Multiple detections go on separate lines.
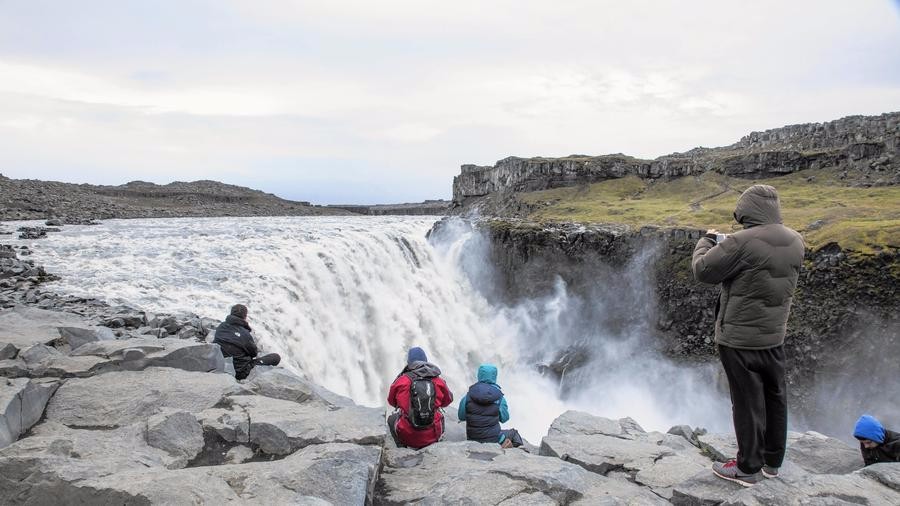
230, 304, 248, 319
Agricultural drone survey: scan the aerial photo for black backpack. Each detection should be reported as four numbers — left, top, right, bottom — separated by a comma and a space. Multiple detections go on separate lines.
406, 376, 437, 429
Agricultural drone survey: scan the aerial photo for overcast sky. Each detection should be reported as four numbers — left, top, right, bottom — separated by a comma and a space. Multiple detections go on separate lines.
1, 1, 898, 204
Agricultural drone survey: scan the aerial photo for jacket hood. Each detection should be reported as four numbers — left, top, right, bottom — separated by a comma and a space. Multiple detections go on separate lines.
734, 184, 783, 228
225, 314, 251, 331
468, 381, 502, 404
477, 364, 498, 384
854, 414, 885, 443
404, 361, 442, 379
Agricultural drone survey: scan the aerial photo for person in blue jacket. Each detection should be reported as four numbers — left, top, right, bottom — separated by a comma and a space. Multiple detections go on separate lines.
458, 363, 523, 448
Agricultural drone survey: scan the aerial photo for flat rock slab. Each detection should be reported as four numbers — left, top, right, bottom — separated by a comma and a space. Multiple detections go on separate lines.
376, 441, 668, 505
244, 366, 355, 407
670, 470, 745, 505
72, 337, 226, 374
211, 394, 386, 455
44, 367, 240, 427
0, 421, 178, 501
41, 442, 380, 505
0, 377, 58, 448
540, 411, 711, 491
786, 431, 864, 475
0, 306, 93, 350
858, 463, 900, 492
722, 471, 900, 505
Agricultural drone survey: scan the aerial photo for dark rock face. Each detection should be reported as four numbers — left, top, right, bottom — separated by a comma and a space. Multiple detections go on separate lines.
456, 218, 900, 436
452, 112, 900, 204
0, 175, 351, 221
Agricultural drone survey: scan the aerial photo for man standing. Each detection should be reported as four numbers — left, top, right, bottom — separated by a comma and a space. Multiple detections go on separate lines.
692, 185, 804, 486
213, 304, 281, 380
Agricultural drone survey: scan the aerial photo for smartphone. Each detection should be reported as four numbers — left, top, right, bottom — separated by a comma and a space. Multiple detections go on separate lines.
716, 233, 728, 243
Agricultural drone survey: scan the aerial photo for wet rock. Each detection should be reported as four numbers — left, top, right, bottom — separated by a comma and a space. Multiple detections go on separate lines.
0, 378, 59, 448
376, 441, 667, 505
44, 219, 62, 227
44, 368, 239, 428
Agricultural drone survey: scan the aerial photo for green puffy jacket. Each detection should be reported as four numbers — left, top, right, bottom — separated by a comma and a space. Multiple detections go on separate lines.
692, 185, 805, 350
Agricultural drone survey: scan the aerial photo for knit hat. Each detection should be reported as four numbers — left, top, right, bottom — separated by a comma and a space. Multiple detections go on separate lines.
854, 414, 885, 443
407, 347, 427, 364
230, 304, 249, 319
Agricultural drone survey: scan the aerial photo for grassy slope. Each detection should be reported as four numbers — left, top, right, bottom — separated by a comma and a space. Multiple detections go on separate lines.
520, 168, 900, 254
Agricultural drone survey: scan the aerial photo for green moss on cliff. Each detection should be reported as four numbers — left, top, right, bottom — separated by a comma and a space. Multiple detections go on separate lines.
521, 168, 900, 253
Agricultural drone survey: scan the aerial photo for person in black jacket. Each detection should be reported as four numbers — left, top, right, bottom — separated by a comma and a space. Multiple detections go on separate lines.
213, 304, 280, 380
854, 414, 900, 466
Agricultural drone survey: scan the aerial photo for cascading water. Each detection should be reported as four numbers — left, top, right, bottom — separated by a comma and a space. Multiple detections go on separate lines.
7, 216, 731, 441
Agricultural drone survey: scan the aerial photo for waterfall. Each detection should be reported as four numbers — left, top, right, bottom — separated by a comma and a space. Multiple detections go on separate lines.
12, 215, 731, 441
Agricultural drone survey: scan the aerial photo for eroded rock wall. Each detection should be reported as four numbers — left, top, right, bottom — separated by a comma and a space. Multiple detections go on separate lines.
452, 112, 900, 204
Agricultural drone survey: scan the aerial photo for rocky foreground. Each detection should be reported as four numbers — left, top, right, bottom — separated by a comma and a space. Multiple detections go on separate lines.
0, 246, 899, 504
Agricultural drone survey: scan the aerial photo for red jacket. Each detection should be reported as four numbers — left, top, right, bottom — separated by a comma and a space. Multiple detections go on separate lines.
388, 369, 453, 449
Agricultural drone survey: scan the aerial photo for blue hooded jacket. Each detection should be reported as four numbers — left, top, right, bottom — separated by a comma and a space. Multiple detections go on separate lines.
458, 364, 510, 443
854, 414, 886, 444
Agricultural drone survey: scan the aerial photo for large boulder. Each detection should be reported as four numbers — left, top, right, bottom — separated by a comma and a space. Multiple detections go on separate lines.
44, 368, 240, 428
71, 337, 225, 373
43, 442, 380, 505
200, 394, 386, 456
146, 409, 205, 469
244, 366, 355, 407
0, 378, 58, 448
376, 441, 667, 504
723, 467, 900, 505
540, 411, 711, 497
0, 421, 178, 500
785, 431, 864, 475
0, 306, 92, 352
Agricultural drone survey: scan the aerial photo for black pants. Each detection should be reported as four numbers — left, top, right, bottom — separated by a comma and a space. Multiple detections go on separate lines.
235, 353, 281, 380
718, 344, 787, 474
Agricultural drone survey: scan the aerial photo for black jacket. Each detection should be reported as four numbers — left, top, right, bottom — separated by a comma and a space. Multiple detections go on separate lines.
464, 382, 503, 443
861, 429, 900, 466
213, 314, 258, 379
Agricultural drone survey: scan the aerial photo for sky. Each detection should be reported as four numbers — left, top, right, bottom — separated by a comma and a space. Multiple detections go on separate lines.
0, 1, 899, 204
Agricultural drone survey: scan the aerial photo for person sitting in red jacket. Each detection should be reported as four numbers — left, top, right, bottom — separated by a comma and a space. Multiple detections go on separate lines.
387, 347, 453, 449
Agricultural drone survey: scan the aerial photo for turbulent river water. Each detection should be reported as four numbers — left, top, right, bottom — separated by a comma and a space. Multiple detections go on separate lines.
12, 216, 731, 441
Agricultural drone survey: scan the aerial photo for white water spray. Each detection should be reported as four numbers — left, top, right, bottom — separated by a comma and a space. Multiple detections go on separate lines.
8, 216, 731, 441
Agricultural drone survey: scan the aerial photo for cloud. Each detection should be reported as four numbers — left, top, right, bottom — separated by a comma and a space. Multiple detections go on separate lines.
0, 0, 898, 203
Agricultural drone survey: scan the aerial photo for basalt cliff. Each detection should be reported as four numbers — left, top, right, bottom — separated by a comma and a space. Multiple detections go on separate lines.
452, 112, 899, 209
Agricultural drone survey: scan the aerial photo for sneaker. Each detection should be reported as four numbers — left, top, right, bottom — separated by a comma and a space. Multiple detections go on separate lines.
762, 465, 779, 478
712, 460, 762, 487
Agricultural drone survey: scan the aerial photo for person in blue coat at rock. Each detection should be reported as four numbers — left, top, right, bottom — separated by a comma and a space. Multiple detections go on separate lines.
458, 363, 523, 448
854, 414, 900, 466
